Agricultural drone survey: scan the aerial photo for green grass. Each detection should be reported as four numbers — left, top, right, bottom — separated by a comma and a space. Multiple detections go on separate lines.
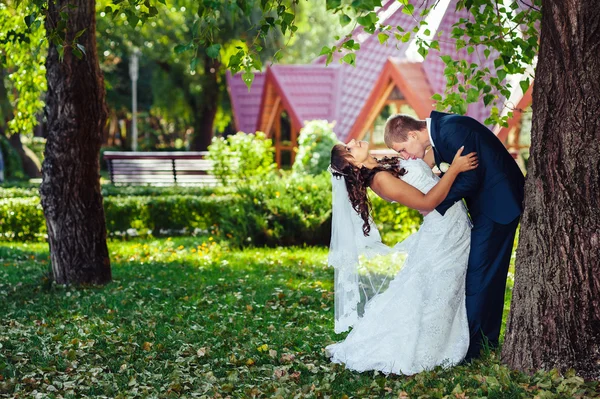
0, 239, 598, 398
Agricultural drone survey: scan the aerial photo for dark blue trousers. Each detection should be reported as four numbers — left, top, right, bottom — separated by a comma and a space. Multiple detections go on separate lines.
465, 213, 519, 360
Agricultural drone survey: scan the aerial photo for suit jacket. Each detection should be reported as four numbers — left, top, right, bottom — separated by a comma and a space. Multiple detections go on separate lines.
429, 111, 525, 224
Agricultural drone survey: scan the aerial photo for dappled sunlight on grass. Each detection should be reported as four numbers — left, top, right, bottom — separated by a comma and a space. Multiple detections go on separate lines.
1, 239, 598, 398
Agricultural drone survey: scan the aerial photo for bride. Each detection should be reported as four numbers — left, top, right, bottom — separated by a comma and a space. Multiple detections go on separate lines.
326, 139, 477, 375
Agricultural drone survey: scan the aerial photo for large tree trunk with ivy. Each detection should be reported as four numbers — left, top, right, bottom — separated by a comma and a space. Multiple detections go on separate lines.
40, 0, 111, 285
502, 0, 600, 379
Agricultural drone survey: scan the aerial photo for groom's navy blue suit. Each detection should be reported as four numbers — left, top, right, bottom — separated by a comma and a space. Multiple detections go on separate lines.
429, 111, 525, 359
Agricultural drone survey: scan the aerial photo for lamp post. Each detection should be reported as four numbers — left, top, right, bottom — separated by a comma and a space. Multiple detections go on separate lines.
129, 47, 140, 151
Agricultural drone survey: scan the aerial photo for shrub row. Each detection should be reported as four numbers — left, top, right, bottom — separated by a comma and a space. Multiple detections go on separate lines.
0, 185, 220, 199
0, 174, 422, 246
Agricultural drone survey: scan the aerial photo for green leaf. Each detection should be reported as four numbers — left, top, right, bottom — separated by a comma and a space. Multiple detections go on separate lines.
251, 54, 262, 71
242, 70, 254, 90
206, 44, 221, 59
190, 57, 198, 71
174, 44, 189, 54
497, 69, 507, 82
74, 29, 86, 40
342, 40, 356, 50
440, 55, 453, 65
377, 33, 389, 44
72, 46, 83, 59
325, 53, 333, 65
57, 44, 65, 62
319, 46, 332, 56
339, 14, 351, 26
326, 0, 342, 10
431, 93, 443, 101
341, 53, 356, 66
24, 13, 36, 28
483, 93, 495, 106
401, 3, 414, 15
484, 49, 491, 58
127, 13, 139, 27
519, 79, 530, 94
466, 88, 479, 103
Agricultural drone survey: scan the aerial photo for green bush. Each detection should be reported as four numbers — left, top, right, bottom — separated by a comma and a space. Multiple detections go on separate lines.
0, 135, 25, 181
213, 172, 333, 247
292, 120, 339, 176
0, 197, 46, 241
0, 185, 221, 198
100, 185, 221, 198
207, 131, 277, 185
0, 186, 39, 198
0, 174, 422, 246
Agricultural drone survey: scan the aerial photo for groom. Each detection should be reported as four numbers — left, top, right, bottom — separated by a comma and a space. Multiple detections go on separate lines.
384, 111, 525, 360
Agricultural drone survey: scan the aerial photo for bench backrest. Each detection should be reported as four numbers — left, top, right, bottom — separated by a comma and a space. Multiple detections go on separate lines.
103, 151, 217, 186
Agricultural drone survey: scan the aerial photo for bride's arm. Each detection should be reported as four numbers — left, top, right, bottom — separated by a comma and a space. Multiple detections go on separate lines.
370, 147, 477, 212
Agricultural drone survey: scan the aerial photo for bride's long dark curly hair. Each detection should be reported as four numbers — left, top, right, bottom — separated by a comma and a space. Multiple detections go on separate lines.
330, 143, 406, 236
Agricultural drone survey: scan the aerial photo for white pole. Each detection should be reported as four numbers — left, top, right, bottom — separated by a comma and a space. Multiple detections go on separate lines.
129, 48, 140, 151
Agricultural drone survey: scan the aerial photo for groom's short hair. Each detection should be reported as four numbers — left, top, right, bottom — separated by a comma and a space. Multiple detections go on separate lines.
384, 114, 427, 147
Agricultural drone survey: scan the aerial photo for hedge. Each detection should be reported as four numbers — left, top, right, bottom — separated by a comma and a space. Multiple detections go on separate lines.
0, 174, 422, 246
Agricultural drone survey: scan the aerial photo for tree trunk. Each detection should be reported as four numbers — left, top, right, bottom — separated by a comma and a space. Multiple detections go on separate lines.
502, 0, 600, 379
8, 133, 42, 178
190, 57, 220, 151
40, 0, 111, 285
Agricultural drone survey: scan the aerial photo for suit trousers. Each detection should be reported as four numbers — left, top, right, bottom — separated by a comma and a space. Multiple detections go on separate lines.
465, 213, 520, 360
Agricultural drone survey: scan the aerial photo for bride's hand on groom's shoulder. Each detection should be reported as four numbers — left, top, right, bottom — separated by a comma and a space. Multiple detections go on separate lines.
450, 146, 478, 174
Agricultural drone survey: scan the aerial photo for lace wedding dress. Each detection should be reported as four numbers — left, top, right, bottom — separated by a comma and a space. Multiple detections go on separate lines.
326, 159, 472, 375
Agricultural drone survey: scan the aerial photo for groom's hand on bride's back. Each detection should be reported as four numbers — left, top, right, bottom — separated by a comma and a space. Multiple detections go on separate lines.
449, 146, 479, 174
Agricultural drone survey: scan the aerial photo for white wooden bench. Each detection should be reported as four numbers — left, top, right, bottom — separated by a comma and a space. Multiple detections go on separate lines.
103, 151, 218, 186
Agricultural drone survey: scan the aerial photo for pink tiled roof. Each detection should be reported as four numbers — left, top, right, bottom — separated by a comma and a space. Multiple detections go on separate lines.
313, 0, 421, 141
269, 64, 342, 125
226, 0, 517, 137
226, 71, 266, 133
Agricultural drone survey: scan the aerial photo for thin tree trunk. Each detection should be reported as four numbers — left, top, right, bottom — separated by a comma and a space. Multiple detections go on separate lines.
40, 0, 111, 285
190, 57, 220, 151
502, 0, 600, 379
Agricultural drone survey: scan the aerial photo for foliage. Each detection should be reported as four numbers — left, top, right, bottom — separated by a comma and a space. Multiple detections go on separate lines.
1, 240, 599, 398
214, 172, 333, 247
292, 120, 339, 176
207, 131, 277, 186
0, 135, 25, 180
370, 190, 421, 244
0, 173, 421, 246
0, 1, 47, 137
0, 197, 45, 241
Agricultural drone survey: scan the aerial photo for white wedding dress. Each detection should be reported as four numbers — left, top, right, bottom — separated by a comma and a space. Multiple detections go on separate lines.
326, 159, 472, 375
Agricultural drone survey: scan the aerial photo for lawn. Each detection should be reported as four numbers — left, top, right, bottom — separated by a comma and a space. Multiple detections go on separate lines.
0, 238, 598, 398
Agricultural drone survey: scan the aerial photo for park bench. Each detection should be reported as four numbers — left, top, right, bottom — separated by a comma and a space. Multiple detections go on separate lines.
103, 151, 218, 186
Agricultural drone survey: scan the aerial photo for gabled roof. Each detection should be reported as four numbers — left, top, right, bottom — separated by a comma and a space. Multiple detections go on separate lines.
312, 0, 421, 141
346, 58, 435, 141
226, 71, 266, 133
256, 65, 342, 132
226, 0, 519, 139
